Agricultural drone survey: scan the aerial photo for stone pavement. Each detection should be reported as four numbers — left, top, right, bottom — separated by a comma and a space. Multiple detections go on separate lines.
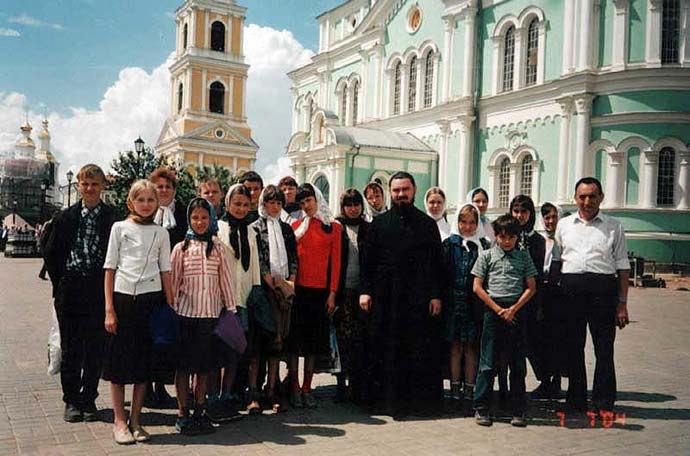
0, 257, 689, 455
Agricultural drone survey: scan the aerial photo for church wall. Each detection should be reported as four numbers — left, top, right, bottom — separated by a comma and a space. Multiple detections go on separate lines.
192, 69, 203, 111
383, 0, 446, 63
597, 0, 615, 68
450, 20, 466, 100
232, 16, 242, 56
196, 12, 205, 48
627, 0, 647, 63
477, 0, 565, 98
591, 124, 690, 149
593, 91, 690, 116
626, 239, 690, 263
233, 77, 244, 117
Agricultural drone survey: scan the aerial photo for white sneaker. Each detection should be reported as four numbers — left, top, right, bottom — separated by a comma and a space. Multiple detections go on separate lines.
113, 426, 135, 445
130, 425, 151, 442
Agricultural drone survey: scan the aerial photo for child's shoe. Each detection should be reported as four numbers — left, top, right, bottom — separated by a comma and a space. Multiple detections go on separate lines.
511, 414, 528, 427
475, 410, 493, 426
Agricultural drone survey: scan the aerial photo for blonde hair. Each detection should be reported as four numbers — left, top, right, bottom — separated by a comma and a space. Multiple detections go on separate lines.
458, 204, 479, 224
126, 179, 159, 224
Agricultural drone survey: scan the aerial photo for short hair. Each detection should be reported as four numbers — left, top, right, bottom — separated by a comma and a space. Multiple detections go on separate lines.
198, 176, 220, 192
363, 182, 384, 198
76, 164, 106, 183
149, 167, 177, 189
492, 214, 521, 236
575, 176, 603, 195
239, 170, 264, 188
278, 176, 298, 188
458, 204, 479, 224
541, 202, 558, 217
296, 183, 316, 202
389, 171, 416, 187
262, 184, 285, 206
509, 194, 536, 231
425, 186, 446, 202
339, 188, 364, 217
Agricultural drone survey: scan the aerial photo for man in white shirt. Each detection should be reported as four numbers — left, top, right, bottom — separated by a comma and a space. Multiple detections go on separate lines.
556, 177, 630, 414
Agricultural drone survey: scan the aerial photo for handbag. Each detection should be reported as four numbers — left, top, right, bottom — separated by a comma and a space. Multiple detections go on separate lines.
214, 309, 247, 355
47, 307, 61, 376
150, 302, 178, 345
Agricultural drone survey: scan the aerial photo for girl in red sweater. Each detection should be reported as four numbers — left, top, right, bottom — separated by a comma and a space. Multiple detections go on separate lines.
289, 183, 341, 408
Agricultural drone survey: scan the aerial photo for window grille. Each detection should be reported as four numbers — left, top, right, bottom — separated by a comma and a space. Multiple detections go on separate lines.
661, 0, 680, 64
502, 26, 516, 92
525, 19, 539, 86
408, 56, 417, 112
657, 147, 676, 206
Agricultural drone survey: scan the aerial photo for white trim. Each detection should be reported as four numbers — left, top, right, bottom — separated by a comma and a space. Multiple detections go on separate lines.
592, 111, 690, 126
646, 0, 663, 66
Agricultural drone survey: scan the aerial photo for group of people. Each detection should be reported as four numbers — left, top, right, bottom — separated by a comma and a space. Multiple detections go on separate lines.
42, 162, 631, 445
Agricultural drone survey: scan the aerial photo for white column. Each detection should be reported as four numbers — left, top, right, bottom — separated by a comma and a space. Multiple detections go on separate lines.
198, 152, 205, 168
384, 68, 393, 118
203, 10, 210, 49
345, 85, 354, 126
641, 149, 659, 208
201, 69, 207, 112
400, 65, 409, 114
457, 115, 476, 202
359, 50, 369, 121
574, 94, 595, 183
175, 19, 181, 55
646, 0, 663, 66
441, 15, 455, 103
508, 163, 520, 202
189, 9, 197, 48
577, 0, 594, 71
462, 8, 478, 98
488, 166, 498, 208
605, 151, 625, 208
491, 37, 502, 95
612, 0, 629, 70
556, 97, 573, 203
678, 151, 690, 209
562, 0, 576, 73
682, 1, 690, 66
436, 120, 450, 189
375, 44, 385, 118
185, 69, 192, 111
415, 60, 424, 109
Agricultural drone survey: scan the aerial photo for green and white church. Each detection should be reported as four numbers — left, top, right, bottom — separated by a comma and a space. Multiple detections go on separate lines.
285, 0, 690, 263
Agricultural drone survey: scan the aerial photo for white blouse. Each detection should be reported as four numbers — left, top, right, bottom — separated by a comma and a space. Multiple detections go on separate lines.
217, 221, 261, 308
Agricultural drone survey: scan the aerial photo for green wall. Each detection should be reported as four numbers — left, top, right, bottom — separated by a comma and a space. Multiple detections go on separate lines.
593, 91, 690, 116
598, 0, 614, 68
592, 123, 690, 148
625, 147, 640, 206
628, 0, 646, 63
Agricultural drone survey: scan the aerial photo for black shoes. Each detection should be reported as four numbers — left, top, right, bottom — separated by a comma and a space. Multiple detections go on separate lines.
63, 403, 83, 423
81, 401, 100, 422
475, 410, 493, 426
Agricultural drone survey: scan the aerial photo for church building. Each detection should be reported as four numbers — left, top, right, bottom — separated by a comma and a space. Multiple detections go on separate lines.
156, 0, 258, 174
286, 0, 690, 263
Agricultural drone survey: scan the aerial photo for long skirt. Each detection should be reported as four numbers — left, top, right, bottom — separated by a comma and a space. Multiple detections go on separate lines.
288, 286, 330, 357
102, 292, 160, 385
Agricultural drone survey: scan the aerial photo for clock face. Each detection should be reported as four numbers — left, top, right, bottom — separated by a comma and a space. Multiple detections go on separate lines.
215, 129, 224, 139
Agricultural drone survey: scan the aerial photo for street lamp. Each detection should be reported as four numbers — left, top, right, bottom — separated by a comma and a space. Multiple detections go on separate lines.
134, 137, 145, 178
12, 200, 17, 225
40, 182, 47, 223
66, 170, 74, 207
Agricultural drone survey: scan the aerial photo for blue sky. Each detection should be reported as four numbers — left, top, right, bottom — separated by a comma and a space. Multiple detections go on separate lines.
0, 0, 340, 114
0, 0, 343, 183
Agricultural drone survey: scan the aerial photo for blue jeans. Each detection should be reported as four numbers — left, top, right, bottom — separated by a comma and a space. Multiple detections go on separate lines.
473, 304, 527, 415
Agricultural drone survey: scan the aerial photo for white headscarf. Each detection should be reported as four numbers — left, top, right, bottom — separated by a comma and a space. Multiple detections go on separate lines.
258, 188, 289, 280
294, 185, 334, 241
424, 188, 451, 241
154, 200, 177, 229
457, 203, 485, 252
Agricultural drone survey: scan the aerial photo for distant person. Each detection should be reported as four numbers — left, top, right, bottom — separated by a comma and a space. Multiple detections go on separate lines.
472, 214, 537, 427
556, 177, 630, 414
102, 179, 173, 444
425, 187, 451, 241
198, 177, 225, 220
467, 187, 495, 245
43, 164, 116, 423
363, 182, 387, 221
239, 171, 264, 224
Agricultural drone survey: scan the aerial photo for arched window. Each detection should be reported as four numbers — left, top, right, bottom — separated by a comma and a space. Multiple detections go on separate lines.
657, 147, 676, 205
525, 19, 539, 86
520, 155, 533, 197
177, 83, 183, 113
183, 23, 188, 49
339, 89, 347, 126
211, 21, 225, 52
351, 80, 359, 126
209, 81, 225, 114
502, 26, 516, 92
423, 51, 434, 108
498, 158, 511, 208
314, 175, 330, 203
408, 56, 417, 112
661, 0, 680, 64
393, 61, 402, 115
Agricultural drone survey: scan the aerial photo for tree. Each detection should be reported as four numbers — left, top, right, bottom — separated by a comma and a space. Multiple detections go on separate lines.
176, 163, 241, 206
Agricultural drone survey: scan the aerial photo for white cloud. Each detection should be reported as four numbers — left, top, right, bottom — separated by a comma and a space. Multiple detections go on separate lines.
0, 24, 312, 187
0, 27, 20, 37
8, 13, 64, 30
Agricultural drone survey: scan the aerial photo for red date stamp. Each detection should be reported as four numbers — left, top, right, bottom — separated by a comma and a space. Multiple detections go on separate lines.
557, 411, 627, 428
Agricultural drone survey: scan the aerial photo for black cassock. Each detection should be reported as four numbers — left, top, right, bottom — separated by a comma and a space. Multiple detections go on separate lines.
360, 203, 444, 415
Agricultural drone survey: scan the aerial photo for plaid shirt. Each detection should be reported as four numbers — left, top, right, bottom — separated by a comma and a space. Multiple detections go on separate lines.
65, 202, 104, 275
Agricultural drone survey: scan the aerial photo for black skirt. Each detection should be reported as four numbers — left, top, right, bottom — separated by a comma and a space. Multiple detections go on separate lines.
288, 286, 330, 356
102, 292, 160, 385
176, 316, 219, 374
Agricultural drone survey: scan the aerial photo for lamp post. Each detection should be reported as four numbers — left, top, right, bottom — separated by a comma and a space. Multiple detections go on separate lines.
12, 200, 17, 225
66, 170, 74, 207
134, 137, 145, 178
40, 182, 47, 223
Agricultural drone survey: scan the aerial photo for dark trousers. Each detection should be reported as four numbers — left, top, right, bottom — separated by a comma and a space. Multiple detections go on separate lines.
562, 274, 618, 411
54, 273, 105, 406
474, 304, 527, 415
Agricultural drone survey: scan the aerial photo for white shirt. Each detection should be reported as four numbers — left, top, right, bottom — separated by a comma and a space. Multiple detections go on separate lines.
104, 220, 172, 296
555, 212, 630, 275
217, 220, 261, 308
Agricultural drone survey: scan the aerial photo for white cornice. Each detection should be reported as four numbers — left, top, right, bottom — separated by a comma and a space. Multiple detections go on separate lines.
169, 53, 249, 74
592, 112, 690, 127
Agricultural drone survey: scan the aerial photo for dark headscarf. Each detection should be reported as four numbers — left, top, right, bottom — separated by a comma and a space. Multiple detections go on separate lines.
225, 183, 251, 271
183, 198, 218, 257
510, 194, 537, 251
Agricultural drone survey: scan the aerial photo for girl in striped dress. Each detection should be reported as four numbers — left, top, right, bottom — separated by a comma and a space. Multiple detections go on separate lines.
171, 198, 236, 435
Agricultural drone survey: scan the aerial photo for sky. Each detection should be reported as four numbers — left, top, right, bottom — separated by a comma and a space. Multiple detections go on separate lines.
0, 0, 343, 184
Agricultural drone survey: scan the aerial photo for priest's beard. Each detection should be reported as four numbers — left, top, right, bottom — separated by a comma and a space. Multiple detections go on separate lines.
392, 197, 415, 215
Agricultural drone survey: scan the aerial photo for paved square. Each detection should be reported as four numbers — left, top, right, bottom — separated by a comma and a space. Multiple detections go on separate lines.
1, 257, 688, 455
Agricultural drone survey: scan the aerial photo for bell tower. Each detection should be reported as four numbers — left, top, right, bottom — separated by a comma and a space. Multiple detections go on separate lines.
156, 0, 258, 173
